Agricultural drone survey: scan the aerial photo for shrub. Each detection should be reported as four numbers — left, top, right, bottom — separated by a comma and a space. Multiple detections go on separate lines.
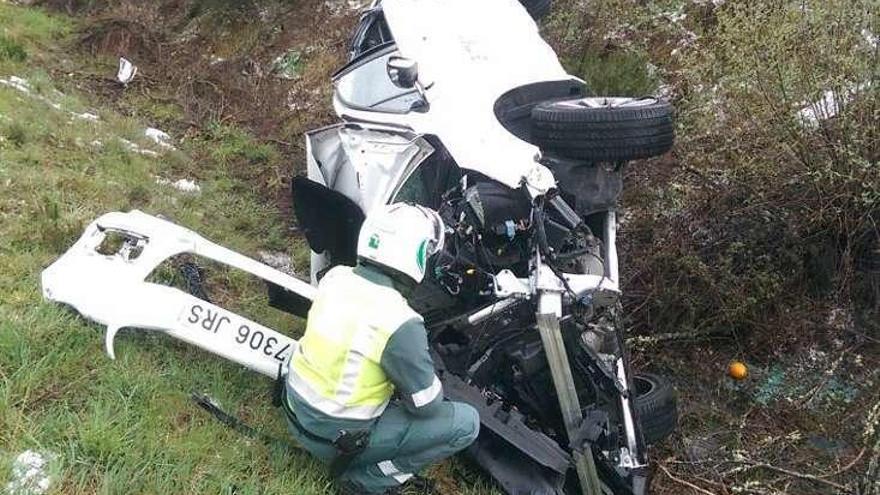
547, 0, 879, 337
566, 50, 660, 96
676, 0, 879, 307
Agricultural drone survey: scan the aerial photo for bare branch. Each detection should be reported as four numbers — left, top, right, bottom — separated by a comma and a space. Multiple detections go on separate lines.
657, 462, 719, 495
737, 459, 848, 492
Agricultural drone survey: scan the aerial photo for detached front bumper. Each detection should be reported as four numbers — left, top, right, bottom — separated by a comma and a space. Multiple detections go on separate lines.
41, 210, 315, 377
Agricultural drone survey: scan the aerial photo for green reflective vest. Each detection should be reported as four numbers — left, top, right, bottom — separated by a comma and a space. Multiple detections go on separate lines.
288, 266, 422, 421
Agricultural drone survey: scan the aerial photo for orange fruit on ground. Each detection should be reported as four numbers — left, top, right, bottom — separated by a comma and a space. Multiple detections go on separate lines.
728, 361, 748, 380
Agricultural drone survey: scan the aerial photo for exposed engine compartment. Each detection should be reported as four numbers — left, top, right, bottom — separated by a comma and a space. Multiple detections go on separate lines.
391, 164, 651, 494
406, 159, 620, 324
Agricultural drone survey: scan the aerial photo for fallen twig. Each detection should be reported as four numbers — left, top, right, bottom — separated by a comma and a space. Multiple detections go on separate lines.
657, 462, 718, 495
690, 473, 730, 495
626, 329, 729, 347
826, 447, 865, 478
738, 458, 848, 492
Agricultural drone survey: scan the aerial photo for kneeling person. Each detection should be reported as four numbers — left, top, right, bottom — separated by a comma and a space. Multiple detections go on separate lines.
282, 203, 480, 494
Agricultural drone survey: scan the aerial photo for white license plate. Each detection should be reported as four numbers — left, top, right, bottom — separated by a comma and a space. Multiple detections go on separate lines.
179, 302, 293, 365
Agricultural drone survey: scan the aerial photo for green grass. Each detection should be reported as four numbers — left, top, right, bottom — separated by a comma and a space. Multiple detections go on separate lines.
0, 36, 27, 63
0, 5, 502, 494
0, 4, 334, 494
0, 5, 70, 46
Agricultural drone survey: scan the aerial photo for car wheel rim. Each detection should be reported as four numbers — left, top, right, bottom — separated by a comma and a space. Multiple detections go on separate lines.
557, 97, 659, 110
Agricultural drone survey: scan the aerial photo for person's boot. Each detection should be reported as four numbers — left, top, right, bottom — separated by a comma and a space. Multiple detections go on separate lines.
337, 476, 435, 495
337, 481, 370, 495
386, 475, 436, 495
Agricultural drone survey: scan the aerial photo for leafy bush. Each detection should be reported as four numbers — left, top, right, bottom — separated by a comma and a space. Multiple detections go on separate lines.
186, 0, 258, 20
547, 0, 879, 337
674, 0, 879, 316
566, 50, 660, 96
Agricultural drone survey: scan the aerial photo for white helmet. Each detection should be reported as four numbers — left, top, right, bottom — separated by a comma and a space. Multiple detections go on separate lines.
357, 203, 446, 284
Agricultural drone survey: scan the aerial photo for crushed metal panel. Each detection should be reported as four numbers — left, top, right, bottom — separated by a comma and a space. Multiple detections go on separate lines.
303, 124, 434, 281
305, 125, 434, 213
41, 210, 316, 377
441, 371, 571, 474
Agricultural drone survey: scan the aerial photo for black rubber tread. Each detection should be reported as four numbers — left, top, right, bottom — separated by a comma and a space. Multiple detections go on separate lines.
531, 97, 674, 161
538, 144, 673, 162
633, 373, 678, 445
533, 118, 674, 135
535, 123, 672, 138
534, 121, 673, 137
532, 113, 671, 129
537, 133, 676, 149
520, 0, 552, 20
533, 102, 671, 123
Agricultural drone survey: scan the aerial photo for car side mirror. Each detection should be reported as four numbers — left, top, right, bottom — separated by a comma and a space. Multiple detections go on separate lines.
387, 56, 419, 89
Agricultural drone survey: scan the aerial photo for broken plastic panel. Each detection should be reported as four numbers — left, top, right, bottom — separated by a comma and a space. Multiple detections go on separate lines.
41, 211, 316, 377
117, 57, 137, 86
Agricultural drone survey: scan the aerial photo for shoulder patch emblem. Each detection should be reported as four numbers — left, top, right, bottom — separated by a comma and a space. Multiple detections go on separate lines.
416, 239, 428, 272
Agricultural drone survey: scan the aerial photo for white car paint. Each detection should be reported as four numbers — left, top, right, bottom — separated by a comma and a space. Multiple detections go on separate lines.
41, 206, 618, 376
306, 124, 434, 212
334, 0, 577, 192
310, 0, 592, 284
305, 124, 435, 281
41, 0, 620, 384
41, 211, 315, 378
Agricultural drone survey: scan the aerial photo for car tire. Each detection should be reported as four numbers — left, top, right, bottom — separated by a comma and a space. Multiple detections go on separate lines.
531, 97, 674, 162
632, 373, 677, 445
178, 259, 211, 303
520, 0, 552, 20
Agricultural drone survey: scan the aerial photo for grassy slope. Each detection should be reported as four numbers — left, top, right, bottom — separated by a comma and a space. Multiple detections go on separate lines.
0, 5, 499, 494
0, 5, 320, 494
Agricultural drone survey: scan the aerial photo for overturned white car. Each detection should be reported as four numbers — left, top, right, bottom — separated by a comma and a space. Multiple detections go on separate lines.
43, 0, 677, 494
295, 1, 676, 493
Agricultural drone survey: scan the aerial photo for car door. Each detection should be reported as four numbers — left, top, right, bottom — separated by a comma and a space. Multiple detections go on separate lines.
295, 124, 435, 282
333, 43, 427, 115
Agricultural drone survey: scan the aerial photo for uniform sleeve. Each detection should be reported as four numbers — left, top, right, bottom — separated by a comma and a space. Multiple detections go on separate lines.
380, 318, 444, 416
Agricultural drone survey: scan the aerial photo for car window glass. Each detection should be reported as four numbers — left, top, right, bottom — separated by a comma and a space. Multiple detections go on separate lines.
394, 151, 462, 209
395, 171, 430, 206
335, 47, 426, 114
349, 10, 394, 60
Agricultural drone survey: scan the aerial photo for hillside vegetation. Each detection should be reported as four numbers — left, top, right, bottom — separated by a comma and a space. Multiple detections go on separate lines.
1, 0, 877, 494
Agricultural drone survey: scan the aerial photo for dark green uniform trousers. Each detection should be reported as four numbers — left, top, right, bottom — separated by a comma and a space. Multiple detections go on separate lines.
285, 401, 480, 493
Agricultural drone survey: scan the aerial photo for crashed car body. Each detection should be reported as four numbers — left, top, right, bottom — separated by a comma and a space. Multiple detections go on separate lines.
42, 0, 677, 494
293, 1, 677, 494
